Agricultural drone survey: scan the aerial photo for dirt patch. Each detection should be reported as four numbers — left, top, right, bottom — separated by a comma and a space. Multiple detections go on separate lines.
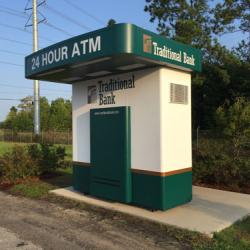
0, 191, 208, 250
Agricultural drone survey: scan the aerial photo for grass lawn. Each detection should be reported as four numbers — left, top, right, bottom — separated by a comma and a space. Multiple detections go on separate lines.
209, 217, 250, 250
0, 141, 28, 155
9, 167, 73, 198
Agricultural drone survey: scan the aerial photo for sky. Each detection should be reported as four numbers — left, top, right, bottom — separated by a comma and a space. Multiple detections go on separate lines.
0, 0, 245, 122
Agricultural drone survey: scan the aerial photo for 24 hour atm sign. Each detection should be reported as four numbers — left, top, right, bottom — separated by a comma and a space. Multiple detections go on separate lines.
30, 36, 101, 71
25, 24, 201, 78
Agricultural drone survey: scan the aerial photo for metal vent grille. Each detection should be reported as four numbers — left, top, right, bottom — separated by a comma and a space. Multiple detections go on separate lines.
170, 83, 188, 104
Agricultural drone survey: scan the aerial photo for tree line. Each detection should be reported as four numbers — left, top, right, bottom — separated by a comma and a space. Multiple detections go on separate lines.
0, 96, 72, 132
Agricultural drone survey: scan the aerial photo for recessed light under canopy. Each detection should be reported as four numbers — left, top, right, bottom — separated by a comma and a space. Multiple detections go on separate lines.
71, 57, 111, 69
86, 70, 112, 77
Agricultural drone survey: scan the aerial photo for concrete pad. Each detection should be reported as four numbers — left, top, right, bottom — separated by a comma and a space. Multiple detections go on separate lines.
50, 186, 250, 236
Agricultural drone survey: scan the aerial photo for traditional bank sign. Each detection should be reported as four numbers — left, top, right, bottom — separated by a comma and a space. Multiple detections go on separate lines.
88, 75, 135, 105
25, 24, 201, 80
143, 34, 195, 66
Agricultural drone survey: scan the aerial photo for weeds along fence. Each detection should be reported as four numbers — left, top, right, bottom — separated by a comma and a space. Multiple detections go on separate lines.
193, 128, 250, 156
0, 129, 72, 145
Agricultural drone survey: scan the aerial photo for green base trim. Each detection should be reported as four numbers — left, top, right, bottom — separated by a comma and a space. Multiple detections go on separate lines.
73, 164, 90, 194
73, 162, 192, 211
132, 171, 192, 210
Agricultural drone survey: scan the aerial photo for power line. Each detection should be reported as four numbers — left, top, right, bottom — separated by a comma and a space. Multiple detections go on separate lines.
0, 91, 70, 97
0, 5, 74, 39
0, 98, 22, 101
44, 4, 91, 31
0, 4, 27, 16
62, 0, 105, 25
0, 6, 68, 41
0, 49, 26, 56
0, 61, 23, 67
0, 36, 32, 46
0, 97, 71, 101
0, 91, 33, 95
0, 23, 55, 43
0, 22, 31, 33
45, 22, 73, 36
0, 82, 71, 93
0, 9, 27, 19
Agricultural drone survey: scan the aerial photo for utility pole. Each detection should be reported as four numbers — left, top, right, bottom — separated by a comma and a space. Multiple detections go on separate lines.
25, 0, 46, 135
33, 0, 40, 135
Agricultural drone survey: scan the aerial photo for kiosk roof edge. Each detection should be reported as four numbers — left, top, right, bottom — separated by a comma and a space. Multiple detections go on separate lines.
25, 23, 202, 83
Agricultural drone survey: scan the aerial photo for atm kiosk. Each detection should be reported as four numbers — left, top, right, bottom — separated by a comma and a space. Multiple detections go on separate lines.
25, 23, 201, 210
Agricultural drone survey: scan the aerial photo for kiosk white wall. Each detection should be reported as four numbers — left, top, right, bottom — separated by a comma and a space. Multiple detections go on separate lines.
73, 68, 191, 173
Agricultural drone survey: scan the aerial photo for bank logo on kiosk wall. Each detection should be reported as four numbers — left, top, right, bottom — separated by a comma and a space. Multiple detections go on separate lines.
87, 85, 97, 104
87, 75, 135, 105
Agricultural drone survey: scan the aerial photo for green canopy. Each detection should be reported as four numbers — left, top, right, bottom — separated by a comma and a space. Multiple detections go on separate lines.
25, 23, 201, 83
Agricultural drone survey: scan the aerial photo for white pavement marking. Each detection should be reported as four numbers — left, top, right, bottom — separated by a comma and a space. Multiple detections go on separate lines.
0, 227, 42, 250
51, 185, 250, 236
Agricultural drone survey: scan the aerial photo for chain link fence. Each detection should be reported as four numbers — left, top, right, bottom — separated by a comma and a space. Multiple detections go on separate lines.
0, 129, 72, 145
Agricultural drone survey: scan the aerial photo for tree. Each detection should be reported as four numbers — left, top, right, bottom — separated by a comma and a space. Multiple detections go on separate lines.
213, 0, 250, 61
233, 40, 250, 62
49, 98, 72, 131
2, 106, 18, 130
2, 96, 72, 132
14, 110, 33, 131
215, 97, 250, 158
18, 96, 33, 111
40, 97, 50, 131
107, 19, 116, 27
192, 45, 246, 128
144, 0, 213, 49
213, 0, 250, 35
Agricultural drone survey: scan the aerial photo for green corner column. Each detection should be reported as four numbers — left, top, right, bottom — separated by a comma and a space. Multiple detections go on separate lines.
73, 163, 90, 194
132, 170, 192, 210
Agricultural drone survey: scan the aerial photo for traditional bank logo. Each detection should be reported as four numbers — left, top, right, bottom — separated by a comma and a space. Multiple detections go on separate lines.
143, 34, 152, 53
143, 34, 195, 66
87, 85, 97, 104
88, 75, 135, 105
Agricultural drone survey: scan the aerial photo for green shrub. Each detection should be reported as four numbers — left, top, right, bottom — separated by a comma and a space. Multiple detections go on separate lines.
0, 143, 67, 183
28, 143, 66, 174
60, 159, 72, 169
193, 138, 250, 189
0, 145, 39, 182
